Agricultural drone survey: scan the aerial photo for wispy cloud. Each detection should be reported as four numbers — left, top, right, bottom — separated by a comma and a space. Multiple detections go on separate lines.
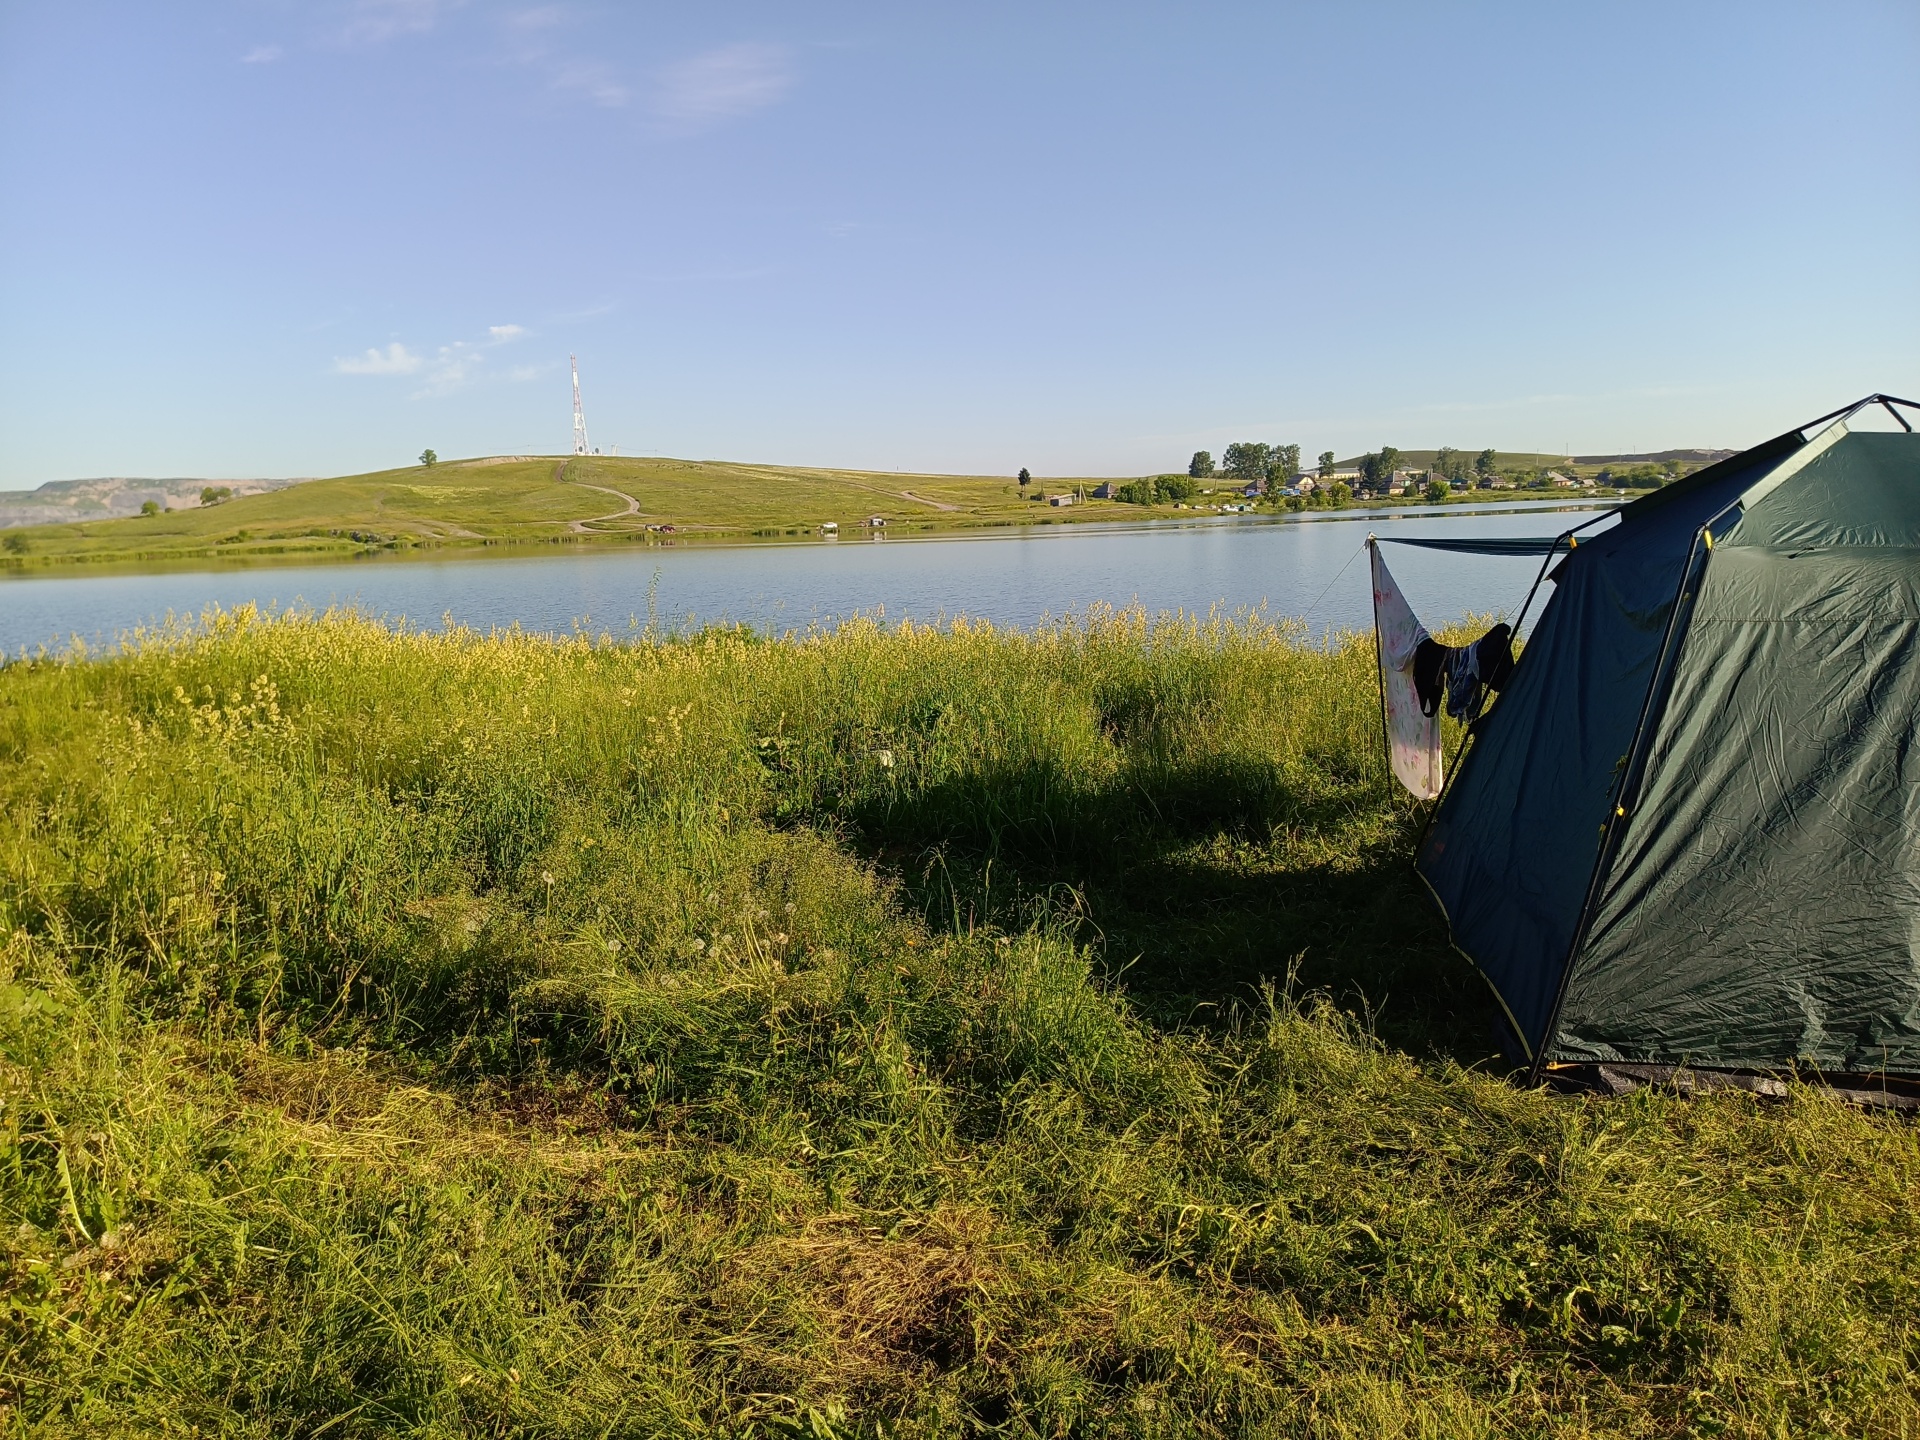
335, 342, 423, 376
653, 42, 792, 130
552, 59, 629, 107
504, 6, 566, 33
340, 0, 457, 47
492, 8, 629, 107
413, 342, 481, 397
241, 44, 283, 64
337, 325, 529, 394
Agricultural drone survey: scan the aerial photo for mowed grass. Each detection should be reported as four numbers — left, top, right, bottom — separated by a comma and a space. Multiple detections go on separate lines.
0, 457, 1148, 569
2, 608, 1915, 1438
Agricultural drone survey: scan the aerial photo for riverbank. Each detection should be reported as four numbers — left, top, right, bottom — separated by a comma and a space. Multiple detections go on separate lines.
4, 609, 1913, 1435
0, 453, 1632, 576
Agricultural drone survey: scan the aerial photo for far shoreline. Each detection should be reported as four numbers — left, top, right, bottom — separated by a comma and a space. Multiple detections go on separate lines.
0, 492, 1625, 586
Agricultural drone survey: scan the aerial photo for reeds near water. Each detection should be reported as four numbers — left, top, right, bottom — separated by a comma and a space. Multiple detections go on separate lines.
2, 606, 1915, 1437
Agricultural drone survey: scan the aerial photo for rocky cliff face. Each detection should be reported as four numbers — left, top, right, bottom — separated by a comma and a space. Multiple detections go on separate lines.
0, 475, 306, 528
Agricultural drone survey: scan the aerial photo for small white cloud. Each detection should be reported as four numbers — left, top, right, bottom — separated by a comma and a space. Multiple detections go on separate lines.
507, 364, 543, 383
336, 342, 423, 376
488, 324, 526, 341
242, 44, 283, 64
654, 42, 792, 129
341, 0, 455, 46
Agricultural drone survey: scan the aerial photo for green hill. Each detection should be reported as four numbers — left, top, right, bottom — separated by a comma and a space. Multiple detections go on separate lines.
0, 456, 1132, 568
1, 447, 1635, 572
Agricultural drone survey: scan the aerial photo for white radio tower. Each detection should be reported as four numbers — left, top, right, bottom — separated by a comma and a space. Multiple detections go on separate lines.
570, 354, 589, 456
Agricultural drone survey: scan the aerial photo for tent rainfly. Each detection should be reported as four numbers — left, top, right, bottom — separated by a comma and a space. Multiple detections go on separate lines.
1409, 395, 1920, 1090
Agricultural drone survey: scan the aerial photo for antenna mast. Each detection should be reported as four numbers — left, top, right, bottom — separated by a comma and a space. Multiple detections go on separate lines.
570, 355, 589, 456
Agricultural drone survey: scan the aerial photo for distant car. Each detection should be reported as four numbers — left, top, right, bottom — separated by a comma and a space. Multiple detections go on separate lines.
820, 521, 838, 534
866, 516, 887, 527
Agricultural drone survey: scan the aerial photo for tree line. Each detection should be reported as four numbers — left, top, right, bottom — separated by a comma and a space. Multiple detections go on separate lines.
1187, 443, 1303, 485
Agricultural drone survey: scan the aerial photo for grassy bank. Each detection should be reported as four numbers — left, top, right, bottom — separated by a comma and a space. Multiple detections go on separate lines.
0, 455, 1612, 573
3, 609, 1914, 1437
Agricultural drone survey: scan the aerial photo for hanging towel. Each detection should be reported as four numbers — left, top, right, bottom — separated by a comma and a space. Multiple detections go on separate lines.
1369, 540, 1443, 799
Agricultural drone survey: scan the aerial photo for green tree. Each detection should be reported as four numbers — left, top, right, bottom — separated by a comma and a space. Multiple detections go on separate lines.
1018, 467, 1031, 490
1474, 448, 1497, 481
1318, 450, 1336, 479
139, 500, 161, 517
1378, 445, 1402, 478
1157, 474, 1198, 502
1433, 447, 1472, 484
420, 449, 438, 467
1326, 480, 1352, 506
1266, 443, 1301, 484
1188, 451, 1214, 479
1221, 442, 1271, 483
1425, 478, 1451, 502
200, 485, 232, 507
2, 532, 28, 555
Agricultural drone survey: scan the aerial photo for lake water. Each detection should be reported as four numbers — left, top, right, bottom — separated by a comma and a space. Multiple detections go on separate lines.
1, 502, 1616, 655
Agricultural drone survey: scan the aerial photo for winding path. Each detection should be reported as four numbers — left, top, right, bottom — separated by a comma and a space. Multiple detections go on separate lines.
568, 482, 644, 533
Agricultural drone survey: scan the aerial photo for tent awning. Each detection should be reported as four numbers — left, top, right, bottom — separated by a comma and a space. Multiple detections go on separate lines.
1373, 535, 1572, 557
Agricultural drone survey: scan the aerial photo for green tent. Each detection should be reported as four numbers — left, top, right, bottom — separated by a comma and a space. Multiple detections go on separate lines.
1417, 395, 1920, 1090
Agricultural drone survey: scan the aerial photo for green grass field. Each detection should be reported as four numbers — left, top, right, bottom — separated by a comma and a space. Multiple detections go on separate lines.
0, 454, 1609, 572
3, 608, 1914, 1437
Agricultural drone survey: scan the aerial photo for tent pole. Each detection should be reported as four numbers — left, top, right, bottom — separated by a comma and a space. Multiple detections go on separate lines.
1511, 532, 1572, 634
1525, 523, 1713, 1087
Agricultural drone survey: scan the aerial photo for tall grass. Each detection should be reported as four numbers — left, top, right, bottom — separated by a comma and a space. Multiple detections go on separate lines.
2, 606, 1915, 1438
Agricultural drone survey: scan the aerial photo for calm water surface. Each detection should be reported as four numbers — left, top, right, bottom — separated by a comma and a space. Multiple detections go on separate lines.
1, 503, 1616, 654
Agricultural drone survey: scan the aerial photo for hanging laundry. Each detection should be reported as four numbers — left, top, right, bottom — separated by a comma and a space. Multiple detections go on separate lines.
1413, 636, 1449, 718
1443, 623, 1516, 723
1412, 625, 1515, 723
1369, 540, 1442, 799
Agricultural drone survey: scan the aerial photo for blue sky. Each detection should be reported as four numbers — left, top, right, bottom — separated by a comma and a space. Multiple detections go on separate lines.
1, 1, 1914, 485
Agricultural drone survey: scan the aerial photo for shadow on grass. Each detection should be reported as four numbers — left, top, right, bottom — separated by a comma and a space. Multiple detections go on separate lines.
823, 757, 1506, 1069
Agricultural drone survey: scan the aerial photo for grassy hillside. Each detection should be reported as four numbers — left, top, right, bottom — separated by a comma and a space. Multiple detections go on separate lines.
0, 452, 1594, 572
0, 456, 1146, 569
3, 608, 1914, 1437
